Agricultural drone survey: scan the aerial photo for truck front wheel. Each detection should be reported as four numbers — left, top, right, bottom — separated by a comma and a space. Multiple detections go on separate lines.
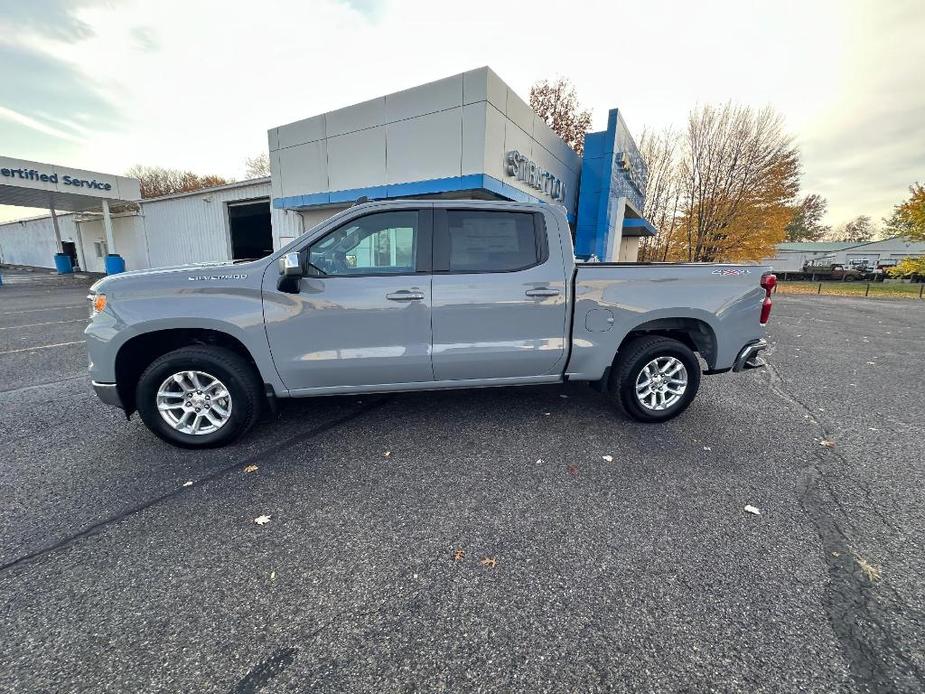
135, 346, 263, 448
610, 336, 701, 423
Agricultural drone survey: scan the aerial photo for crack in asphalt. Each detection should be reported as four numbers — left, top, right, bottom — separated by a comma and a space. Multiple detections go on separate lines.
0, 373, 86, 396
762, 360, 925, 692
0, 398, 390, 575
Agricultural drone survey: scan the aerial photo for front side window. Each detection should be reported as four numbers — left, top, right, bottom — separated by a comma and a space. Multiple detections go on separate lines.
443, 211, 541, 272
307, 211, 418, 276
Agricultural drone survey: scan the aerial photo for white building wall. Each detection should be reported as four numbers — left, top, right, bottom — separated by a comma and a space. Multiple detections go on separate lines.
0, 215, 69, 267
835, 238, 925, 267
270, 67, 581, 215
0, 179, 297, 271
75, 216, 146, 273
765, 238, 925, 273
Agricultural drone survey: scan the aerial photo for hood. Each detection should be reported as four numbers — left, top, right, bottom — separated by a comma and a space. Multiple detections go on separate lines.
90, 257, 270, 292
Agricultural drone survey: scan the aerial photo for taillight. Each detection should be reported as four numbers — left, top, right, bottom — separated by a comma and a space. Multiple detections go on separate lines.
760, 297, 772, 324
759, 273, 776, 325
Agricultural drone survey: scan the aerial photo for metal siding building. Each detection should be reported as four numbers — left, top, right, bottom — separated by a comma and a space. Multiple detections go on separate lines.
764, 238, 925, 272
0, 178, 304, 271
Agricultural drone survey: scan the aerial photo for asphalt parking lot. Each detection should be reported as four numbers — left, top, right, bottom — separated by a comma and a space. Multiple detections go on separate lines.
1, 267, 923, 693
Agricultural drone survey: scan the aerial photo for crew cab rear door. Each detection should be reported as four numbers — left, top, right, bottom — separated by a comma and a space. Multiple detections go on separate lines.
430, 207, 569, 381
263, 207, 434, 392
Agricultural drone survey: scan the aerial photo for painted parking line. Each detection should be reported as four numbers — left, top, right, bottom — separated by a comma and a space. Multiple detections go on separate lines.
0, 318, 88, 331
0, 304, 87, 316
0, 340, 86, 356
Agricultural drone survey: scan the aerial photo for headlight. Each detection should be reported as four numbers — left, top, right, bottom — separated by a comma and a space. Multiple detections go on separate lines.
88, 292, 107, 316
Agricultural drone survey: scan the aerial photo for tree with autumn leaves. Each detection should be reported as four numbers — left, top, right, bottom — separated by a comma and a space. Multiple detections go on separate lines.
531, 79, 838, 263
885, 183, 925, 277
529, 78, 592, 156
639, 104, 800, 262
127, 165, 231, 199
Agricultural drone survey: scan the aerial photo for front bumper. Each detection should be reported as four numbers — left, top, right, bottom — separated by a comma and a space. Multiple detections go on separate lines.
92, 381, 122, 408
733, 338, 768, 372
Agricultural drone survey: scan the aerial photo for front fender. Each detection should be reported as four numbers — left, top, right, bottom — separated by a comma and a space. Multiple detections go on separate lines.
84, 280, 284, 393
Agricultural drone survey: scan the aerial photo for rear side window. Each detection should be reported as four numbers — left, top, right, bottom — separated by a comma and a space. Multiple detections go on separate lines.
440, 210, 545, 272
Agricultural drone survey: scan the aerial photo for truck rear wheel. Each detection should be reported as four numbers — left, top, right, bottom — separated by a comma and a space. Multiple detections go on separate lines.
136, 346, 263, 448
610, 336, 701, 423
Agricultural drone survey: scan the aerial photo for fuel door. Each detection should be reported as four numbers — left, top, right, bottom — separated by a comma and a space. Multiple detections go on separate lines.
585, 308, 615, 332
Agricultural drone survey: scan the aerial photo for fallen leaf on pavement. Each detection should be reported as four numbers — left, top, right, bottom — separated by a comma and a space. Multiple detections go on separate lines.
744, 505, 761, 515
703, 446, 712, 451
453, 548, 465, 561
854, 554, 881, 582
383, 451, 392, 458
182, 481, 193, 487
254, 515, 272, 526
559, 394, 569, 399
244, 465, 258, 473
602, 455, 613, 463
820, 439, 836, 448
270, 571, 276, 580
535, 458, 544, 464
566, 464, 579, 477
480, 557, 496, 568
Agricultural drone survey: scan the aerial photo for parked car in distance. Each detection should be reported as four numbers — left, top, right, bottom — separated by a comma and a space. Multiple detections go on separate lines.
85, 200, 775, 448
797, 262, 869, 281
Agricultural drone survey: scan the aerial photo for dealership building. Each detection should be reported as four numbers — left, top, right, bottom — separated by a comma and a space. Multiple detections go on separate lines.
0, 67, 652, 272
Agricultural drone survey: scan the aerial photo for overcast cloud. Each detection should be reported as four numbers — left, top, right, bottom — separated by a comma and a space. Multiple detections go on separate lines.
1, 0, 922, 227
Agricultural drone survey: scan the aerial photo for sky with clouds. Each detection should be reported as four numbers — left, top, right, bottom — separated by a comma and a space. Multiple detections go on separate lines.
0, 0, 922, 227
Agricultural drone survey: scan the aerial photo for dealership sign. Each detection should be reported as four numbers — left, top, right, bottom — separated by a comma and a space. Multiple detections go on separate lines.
504, 150, 567, 203
1, 165, 113, 191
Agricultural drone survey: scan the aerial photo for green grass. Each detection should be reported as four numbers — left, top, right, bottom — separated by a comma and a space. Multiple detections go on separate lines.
776, 281, 924, 299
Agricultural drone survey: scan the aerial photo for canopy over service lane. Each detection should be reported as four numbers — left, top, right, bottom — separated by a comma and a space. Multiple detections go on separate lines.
0, 156, 140, 273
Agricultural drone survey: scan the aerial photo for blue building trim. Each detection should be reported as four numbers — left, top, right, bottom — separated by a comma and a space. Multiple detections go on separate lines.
574, 108, 653, 259
273, 174, 577, 223
622, 218, 658, 235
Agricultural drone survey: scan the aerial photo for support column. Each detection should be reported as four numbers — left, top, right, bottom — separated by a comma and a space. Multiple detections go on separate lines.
73, 219, 88, 273
50, 205, 73, 274
101, 199, 125, 274
50, 206, 63, 252
603, 197, 627, 262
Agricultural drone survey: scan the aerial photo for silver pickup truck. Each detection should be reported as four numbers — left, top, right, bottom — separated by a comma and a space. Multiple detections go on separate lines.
86, 199, 775, 448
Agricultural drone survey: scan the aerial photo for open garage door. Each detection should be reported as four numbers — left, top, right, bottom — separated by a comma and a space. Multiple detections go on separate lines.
228, 199, 272, 260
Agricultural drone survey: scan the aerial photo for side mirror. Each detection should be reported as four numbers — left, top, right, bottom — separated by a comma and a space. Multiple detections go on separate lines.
277, 252, 303, 294
279, 252, 303, 277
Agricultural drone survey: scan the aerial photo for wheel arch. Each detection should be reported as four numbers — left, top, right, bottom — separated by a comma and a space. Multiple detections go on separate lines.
588, 313, 718, 393
617, 314, 718, 368
114, 326, 264, 414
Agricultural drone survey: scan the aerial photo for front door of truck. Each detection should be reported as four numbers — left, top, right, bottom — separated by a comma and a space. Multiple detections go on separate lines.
263, 208, 434, 392
430, 208, 569, 381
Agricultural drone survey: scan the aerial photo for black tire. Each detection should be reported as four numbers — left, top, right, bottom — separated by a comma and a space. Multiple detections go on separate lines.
136, 346, 263, 448
609, 336, 701, 423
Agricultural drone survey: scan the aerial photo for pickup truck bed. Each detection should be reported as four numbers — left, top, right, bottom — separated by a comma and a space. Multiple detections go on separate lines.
570, 263, 768, 380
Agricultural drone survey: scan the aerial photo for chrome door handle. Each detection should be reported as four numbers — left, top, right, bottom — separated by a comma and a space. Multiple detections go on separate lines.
386, 291, 425, 301
525, 287, 560, 297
